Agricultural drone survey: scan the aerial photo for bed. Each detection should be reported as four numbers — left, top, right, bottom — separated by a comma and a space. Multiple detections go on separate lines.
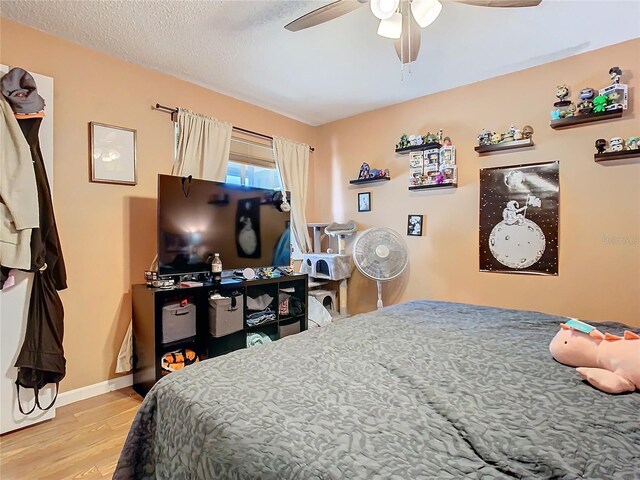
115, 301, 640, 479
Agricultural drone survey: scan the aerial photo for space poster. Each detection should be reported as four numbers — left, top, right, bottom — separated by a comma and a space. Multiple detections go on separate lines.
479, 161, 559, 275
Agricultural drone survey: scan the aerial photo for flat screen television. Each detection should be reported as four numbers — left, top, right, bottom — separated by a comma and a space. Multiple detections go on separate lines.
157, 174, 290, 276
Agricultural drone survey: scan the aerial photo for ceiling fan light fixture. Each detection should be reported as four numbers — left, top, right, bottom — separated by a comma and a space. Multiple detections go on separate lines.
410, 0, 443, 28
377, 12, 403, 39
370, 0, 400, 20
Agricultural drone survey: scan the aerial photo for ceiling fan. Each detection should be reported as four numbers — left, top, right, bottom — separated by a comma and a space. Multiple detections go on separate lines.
285, 0, 542, 64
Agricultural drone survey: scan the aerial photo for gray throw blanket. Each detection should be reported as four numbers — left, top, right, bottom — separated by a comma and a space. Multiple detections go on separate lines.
115, 301, 640, 479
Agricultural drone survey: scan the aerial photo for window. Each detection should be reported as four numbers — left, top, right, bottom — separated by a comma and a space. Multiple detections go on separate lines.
226, 137, 281, 190
225, 162, 281, 190
227, 136, 301, 259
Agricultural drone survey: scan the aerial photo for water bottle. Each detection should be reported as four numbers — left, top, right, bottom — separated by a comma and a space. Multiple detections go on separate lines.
212, 253, 222, 283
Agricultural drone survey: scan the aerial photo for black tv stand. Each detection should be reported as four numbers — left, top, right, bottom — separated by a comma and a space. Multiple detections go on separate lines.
132, 273, 308, 397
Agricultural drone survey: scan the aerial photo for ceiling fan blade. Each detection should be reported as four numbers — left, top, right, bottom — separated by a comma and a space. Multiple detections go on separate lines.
285, 0, 366, 32
394, 13, 421, 64
450, 0, 542, 7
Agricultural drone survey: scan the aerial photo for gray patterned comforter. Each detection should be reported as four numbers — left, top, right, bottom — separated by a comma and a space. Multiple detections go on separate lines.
115, 301, 640, 479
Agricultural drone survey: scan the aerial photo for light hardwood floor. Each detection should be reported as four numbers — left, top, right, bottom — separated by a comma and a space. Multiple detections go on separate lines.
0, 387, 142, 480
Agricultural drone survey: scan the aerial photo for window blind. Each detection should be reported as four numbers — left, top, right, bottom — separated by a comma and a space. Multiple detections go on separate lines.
229, 136, 275, 169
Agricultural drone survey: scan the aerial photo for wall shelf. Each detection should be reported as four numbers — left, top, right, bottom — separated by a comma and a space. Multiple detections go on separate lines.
550, 108, 623, 129
349, 177, 391, 185
594, 150, 640, 163
408, 183, 457, 191
395, 142, 441, 154
475, 138, 534, 154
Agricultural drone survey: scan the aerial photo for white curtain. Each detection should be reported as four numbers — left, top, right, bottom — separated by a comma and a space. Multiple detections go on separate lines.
172, 108, 232, 181
273, 136, 313, 255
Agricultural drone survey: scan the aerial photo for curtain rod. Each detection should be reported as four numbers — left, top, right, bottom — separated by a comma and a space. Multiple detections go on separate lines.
154, 103, 315, 152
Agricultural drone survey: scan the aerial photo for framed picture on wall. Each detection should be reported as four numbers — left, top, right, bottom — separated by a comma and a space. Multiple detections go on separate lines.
358, 192, 371, 212
479, 161, 559, 275
89, 122, 137, 185
407, 215, 423, 236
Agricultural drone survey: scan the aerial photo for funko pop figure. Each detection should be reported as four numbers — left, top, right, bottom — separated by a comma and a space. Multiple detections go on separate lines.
609, 66, 622, 85
555, 84, 570, 102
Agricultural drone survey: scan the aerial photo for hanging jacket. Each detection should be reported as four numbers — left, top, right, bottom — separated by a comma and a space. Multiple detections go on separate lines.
0, 95, 39, 271
18, 117, 67, 287
13, 116, 67, 406
2, 66, 68, 412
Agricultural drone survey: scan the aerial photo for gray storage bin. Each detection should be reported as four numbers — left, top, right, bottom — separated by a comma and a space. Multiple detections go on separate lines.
161, 302, 196, 344
279, 320, 301, 338
209, 296, 244, 337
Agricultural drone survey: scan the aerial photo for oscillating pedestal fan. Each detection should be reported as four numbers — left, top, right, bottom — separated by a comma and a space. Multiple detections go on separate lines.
353, 227, 409, 309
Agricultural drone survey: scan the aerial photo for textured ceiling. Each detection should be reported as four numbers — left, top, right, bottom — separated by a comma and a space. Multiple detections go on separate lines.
1, 0, 639, 125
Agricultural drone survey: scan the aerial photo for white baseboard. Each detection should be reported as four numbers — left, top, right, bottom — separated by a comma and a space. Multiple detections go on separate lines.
56, 374, 133, 408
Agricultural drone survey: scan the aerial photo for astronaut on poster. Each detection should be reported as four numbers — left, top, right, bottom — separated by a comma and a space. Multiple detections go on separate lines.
479, 162, 559, 275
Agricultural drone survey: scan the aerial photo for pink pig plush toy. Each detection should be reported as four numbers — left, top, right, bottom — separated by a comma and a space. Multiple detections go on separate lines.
549, 323, 640, 394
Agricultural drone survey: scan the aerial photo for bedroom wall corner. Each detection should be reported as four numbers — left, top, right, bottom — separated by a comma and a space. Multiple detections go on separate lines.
311, 38, 640, 327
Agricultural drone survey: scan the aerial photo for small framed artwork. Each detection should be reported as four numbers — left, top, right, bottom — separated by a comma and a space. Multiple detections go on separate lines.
407, 214, 423, 236
358, 192, 371, 212
89, 122, 137, 185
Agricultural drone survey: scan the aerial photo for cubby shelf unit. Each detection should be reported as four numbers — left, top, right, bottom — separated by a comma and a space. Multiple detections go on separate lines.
132, 274, 309, 397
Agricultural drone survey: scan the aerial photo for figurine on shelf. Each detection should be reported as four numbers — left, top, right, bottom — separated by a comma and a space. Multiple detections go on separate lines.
442, 166, 456, 183
491, 132, 502, 144
425, 132, 439, 144
502, 123, 522, 142
626, 137, 640, 151
565, 103, 577, 117
551, 84, 571, 120
396, 134, 410, 149
477, 129, 492, 146
577, 88, 595, 114
606, 90, 623, 111
595, 138, 607, 154
592, 95, 609, 114
553, 104, 577, 119
411, 134, 425, 146
501, 129, 515, 143
370, 168, 390, 179
513, 128, 523, 140
555, 84, 570, 104
609, 66, 622, 85
522, 125, 534, 139
358, 162, 371, 179
437, 129, 443, 143
407, 137, 456, 188
439, 143, 456, 167
609, 137, 625, 152
599, 67, 628, 111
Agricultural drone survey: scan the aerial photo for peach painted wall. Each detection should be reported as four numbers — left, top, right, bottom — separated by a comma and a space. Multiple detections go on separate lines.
0, 18, 317, 391
311, 39, 640, 327
1, 17, 638, 396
